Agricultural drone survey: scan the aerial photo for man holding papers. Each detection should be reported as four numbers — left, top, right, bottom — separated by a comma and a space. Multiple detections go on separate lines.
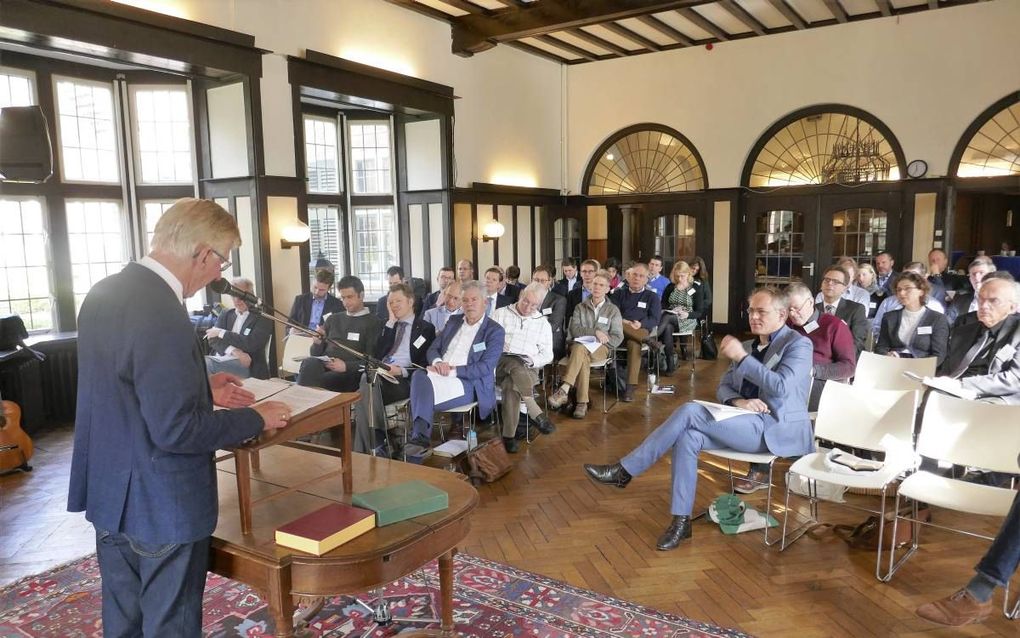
491, 282, 555, 452
404, 280, 505, 459
204, 277, 272, 379
584, 287, 814, 550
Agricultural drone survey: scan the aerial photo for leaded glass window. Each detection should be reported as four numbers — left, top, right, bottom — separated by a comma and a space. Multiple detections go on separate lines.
553, 218, 581, 262
755, 210, 804, 285
748, 112, 900, 187
832, 208, 887, 265
587, 128, 705, 195
654, 214, 696, 264
956, 101, 1020, 177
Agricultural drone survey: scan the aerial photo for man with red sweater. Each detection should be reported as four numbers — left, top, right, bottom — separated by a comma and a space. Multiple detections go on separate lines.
734, 281, 856, 493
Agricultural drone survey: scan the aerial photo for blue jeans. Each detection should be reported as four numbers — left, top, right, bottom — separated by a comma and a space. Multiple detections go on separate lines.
95, 528, 210, 637
976, 490, 1020, 588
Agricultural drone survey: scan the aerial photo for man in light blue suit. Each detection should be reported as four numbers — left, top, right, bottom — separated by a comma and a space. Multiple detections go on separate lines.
405, 280, 504, 459
68, 199, 291, 637
584, 287, 814, 550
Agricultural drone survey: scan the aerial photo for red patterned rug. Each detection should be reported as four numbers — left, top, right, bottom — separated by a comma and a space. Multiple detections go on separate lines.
0, 553, 752, 637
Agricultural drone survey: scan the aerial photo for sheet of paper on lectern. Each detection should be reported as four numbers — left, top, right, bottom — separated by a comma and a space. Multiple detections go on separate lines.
254, 384, 339, 417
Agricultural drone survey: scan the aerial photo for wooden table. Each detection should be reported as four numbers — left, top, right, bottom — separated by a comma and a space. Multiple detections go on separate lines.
211, 445, 478, 638
232, 391, 357, 534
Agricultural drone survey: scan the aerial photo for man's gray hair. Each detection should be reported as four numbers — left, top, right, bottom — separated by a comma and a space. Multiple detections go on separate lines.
521, 281, 548, 304
231, 277, 254, 292
460, 280, 483, 297
970, 256, 996, 272
785, 282, 813, 302
150, 198, 240, 258
750, 286, 789, 313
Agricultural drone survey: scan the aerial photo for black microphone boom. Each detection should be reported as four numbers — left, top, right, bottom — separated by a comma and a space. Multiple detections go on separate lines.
210, 278, 262, 307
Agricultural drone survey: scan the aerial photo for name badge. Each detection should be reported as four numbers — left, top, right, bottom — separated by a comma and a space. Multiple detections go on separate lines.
542, 307, 552, 316
472, 342, 486, 353
917, 326, 933, 335
597, 316, 609, 325
765, 354, 781, 370
803, 320, 819, 334
413, 335, 426, 349
869, 302, 877, 309
637, 301, 647, 309
243, 327, 252, 336
346, 332, 360, 341
687, 288, 695, 296
995, 344, 1015, 362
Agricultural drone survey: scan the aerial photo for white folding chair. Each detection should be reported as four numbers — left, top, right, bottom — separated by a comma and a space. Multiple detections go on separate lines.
852, 351, 937, 391
885, 393, 1020, 620
436, 402, 477, 442
700, 449, 780, 546
672, 329, 697, 377
779, 383, 919, 580
278, 334, 314, 379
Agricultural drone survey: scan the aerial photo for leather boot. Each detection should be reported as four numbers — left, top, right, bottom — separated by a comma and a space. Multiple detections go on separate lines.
583, 462, 631, 488
656, 515, 692, 550
533, 413, 556, 434
502, 436, 520, 454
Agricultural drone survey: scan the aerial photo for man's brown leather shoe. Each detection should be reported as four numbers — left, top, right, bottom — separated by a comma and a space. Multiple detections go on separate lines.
916, 589, 992, 626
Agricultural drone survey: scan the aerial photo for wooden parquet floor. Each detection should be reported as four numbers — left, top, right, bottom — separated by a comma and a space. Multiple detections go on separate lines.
1, 358, 1016, 636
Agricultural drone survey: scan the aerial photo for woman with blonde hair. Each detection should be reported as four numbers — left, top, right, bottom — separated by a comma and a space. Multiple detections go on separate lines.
856, 263, 884, 318
655, 261, 704, 374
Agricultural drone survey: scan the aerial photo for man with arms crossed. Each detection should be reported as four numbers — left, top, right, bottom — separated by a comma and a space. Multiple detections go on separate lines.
584, 288, 813, 550
68, 199, 289, 637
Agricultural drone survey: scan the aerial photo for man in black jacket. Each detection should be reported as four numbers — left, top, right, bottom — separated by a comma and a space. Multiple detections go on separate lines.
611, 262, 662, 402
946, 256, 996, 327
287, 269, 342, 333
205, 277, 273, 379
815, 265, 870, 356
532, 265, 567, 360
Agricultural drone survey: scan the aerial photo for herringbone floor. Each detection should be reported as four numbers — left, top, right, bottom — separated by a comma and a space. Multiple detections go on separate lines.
1, 359, 1016, 636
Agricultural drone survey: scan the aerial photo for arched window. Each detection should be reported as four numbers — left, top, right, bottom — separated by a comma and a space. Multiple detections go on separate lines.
950, 94, 1020, 178
743, 106, 904, 187
582, 124, 707, 195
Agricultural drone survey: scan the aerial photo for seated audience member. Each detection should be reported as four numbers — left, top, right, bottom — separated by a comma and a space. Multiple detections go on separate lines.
531, 264, 567, 359
501, 265, 524, 301
646, 255, 669, 298
287, 268, 342, 333
689, 256, 713, 319
552, 257, 578, 297
611, 261, 663, 401
604, 257, 622, 289
875, 251, 896, 294
376, 266, 422, 321
456, 258, 475, 283
656, 261, 704, 375
423, 281, 462, 334
404, 281, 505, 459
547, 271, 623, 419
935, 278, 1020, 404
816, 265, 870, 355
483, 266, 513, 316
872, 262, 946, 338
423, 266, 455, 311
928, 248, 970, 301
855, 263, 885, 319
566, 259, 600, 321
875, 272, 950, 365
491, 283, 555, 452
947, 256, 995, 327
816, 257, 872, 308
915, 485, 1019, 626
353, 283, 435, 454
298, 275, 381, 392
584, 287, 813, 550
205, 277, 272, 379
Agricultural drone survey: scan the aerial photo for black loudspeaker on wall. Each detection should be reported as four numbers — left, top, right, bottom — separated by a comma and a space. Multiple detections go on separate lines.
0, 105, 54, 183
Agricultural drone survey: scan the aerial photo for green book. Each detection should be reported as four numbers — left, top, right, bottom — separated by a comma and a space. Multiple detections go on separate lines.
352, 480, 448, 527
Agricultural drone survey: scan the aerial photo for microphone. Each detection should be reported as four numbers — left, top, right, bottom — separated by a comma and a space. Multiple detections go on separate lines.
210, 278, 262, 307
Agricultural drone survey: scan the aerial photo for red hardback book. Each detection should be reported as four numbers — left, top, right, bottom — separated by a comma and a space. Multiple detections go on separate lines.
275, 503, 376, 555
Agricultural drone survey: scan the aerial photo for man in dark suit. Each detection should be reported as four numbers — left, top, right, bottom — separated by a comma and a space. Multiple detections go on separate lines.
816, 265, 870, 356
585, 287, 814, 550
287, 268, 342, 333
354, 282, 436, 455
565, 259, 600, 322
68, 198, 289, 637
422, 266, 455, 311
375, 266, 423, 321
551, 257, 578, 297
503, 265, 526, 299
404, 280, 505, 459
875, 251, 896, 294
610, 261, 662, 402
531, 264, 567, 359
936, 278, 1020, 404
205, 277, 273, 379
928, 248, 971, 299
946, 256, 996, 327
482, 266, 513, 316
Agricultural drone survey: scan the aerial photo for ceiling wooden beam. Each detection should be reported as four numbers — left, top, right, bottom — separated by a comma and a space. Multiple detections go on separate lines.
505, 40, 571, 64
601, 21, 662, 52
676, 7, 730, 41
636, 14, 694, 47
767, 0, 807, 30
382, 0, 453, 22
535, 34, 601, 61
566, 27, 630, 57
875, 0, 892, 17
438, 0, 488, 14
450, 0, 711, 56
823, 0, 849, 24
719, 0, 766, 36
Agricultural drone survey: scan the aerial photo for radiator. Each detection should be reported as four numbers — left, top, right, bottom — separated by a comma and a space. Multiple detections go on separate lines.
39, 341, 78, 424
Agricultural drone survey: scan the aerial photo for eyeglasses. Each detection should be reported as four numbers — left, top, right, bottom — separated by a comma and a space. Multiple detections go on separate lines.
789, 297, 813, 313
747, 307, 776, 318
210, 248, 232, 272
896, 286, 920, 294
821, 277, 847, 287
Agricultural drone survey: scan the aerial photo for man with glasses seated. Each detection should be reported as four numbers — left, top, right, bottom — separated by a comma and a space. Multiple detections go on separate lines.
815, 265, 870, 356
946, 257, 996, 327
610, 261, 663, 403
287, 269, 342, 335
423, 281, 462, 334
584, 287, 813, 550
816, 257, 872, 309
205, 277, 273, 379
531, 265, 567, 360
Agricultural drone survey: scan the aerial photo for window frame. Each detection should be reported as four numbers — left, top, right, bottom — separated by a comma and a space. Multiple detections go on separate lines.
303, 113, 343, 195
0, 65, 38, 107
127, 83, 197, 186
51, 74, 123, 185
347, 119, 395, 197
0, 196, 55, 333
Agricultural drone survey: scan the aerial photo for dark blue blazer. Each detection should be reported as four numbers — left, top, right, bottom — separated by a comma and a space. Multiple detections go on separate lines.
208, 308, 273, 379
288, 291, 342, 330
375, 317, 435, 369
425, 314, 505, 419
68, 263, 263, 544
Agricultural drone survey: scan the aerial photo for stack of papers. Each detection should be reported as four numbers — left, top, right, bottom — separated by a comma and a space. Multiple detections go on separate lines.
253, 384, 340, 418
572, 335, 603, 354
692, 400, 757, 422
240, 377, 291, 402
433, 439, 470, 457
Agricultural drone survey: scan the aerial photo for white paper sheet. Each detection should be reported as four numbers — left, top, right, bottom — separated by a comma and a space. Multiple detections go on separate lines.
253, 384, 339, 417
240, 377, 291, 402
573, 335, 603, 354
692, 400, 758, 422
428, 371, 465, 404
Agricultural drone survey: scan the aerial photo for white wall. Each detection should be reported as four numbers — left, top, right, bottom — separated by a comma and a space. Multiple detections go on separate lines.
566, 0, 1020, 192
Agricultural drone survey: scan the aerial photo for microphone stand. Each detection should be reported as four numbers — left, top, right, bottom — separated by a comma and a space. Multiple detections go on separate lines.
245, 301, 423, 458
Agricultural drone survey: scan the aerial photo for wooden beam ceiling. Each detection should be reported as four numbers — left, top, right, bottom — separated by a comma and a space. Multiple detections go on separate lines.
719, 0, 766, 36
822, 0, 849, 24
635, 14, 694, 47
676, 7, 729, 42
767, 0, 807, 30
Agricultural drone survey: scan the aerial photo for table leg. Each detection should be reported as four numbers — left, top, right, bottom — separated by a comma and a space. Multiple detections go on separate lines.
266, 565, 296, 638
439, 549, 455, 636
235, 449, 252, 534
341, 404, 353, 493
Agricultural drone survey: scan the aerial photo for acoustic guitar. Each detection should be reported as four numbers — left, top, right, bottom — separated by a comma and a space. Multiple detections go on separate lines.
0, 398, 33, 473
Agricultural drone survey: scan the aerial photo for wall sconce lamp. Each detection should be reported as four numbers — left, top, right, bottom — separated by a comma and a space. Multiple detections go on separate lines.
481, 220, 505, 242
281, 220, 311, 249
